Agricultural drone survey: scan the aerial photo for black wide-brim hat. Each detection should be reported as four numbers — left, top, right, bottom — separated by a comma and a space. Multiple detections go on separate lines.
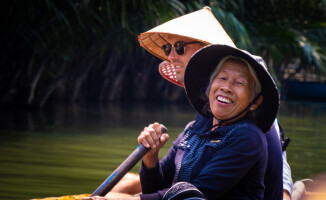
184, 44, 280, 133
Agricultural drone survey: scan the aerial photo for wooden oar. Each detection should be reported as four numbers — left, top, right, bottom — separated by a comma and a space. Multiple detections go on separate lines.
91, 125, 167, 197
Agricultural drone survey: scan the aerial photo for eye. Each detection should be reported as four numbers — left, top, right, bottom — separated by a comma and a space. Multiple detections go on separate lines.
235, 79, 247, 86
218, 75, 227, 80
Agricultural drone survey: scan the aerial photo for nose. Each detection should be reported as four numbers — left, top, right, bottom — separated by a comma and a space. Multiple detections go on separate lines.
167, 48, 178, 61
220, 82, 233, 94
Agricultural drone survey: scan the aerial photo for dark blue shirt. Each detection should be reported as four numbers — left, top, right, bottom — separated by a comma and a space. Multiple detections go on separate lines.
140, 116, 268, 200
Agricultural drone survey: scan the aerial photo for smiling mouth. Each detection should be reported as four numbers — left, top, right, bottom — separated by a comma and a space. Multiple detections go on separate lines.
217, 96, 233, 104
171, 64, 182, 70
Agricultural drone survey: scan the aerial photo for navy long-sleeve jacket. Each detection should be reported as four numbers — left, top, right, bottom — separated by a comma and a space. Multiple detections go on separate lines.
140, 116, 268, 200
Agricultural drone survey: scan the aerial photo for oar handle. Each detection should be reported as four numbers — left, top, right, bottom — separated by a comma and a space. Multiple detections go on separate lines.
91, 125, 167, 196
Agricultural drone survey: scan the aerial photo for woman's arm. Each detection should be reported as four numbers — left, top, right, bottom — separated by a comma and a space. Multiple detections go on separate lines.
139, 133, 182, 195
274, 120, 293, 198
283, 151, 293, 199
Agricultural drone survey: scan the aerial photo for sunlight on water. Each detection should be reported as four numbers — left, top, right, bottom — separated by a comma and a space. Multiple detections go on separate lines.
0, 101, 325, 199
278, 101, 326, 181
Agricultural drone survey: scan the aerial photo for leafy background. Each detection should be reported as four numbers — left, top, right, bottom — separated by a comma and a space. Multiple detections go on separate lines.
2, 0, 326, 108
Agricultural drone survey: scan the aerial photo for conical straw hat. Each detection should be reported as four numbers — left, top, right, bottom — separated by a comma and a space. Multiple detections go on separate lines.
138, 6, 236, 61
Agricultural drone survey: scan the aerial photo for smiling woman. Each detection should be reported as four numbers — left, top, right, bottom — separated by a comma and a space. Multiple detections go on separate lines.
157, 44, 281, 199
126, 44, 281, 200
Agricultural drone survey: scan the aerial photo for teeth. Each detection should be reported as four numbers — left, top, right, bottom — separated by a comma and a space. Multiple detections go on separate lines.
217, 96, 232, 104
172, 64, 181, 69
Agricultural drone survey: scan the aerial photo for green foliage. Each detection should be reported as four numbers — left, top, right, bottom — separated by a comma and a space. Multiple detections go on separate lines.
1, 0, 184, 107
1, 0, 326, 108
232, 0, 326, 78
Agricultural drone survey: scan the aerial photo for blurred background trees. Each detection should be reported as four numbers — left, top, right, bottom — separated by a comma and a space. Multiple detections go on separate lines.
1, 0, 326, 108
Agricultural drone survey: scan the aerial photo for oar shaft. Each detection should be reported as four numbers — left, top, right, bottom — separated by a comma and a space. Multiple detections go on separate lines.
91, 144, 149, 196
91, 125, 167, 196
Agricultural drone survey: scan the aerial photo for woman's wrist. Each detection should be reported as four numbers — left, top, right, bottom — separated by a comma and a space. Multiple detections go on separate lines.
143, 155, 159, 169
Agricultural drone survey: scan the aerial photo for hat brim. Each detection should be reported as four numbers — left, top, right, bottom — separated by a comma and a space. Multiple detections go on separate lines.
184, 44, 280, 133
139, 32, 209, 61
138, 6, 235, 62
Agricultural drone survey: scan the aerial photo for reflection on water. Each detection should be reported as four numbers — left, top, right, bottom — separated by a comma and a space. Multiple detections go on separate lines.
278, 101, 326, 181
0, 101, 325, 199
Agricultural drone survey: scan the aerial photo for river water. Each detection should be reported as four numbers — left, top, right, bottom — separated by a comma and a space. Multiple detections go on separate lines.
0, 100, 325, 199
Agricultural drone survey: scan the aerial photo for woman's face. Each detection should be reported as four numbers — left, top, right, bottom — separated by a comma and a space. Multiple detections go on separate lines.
209, 59, 260, 123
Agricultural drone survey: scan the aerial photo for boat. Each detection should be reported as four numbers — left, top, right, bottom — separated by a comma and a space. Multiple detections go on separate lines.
282, 80, 326, 101
32, 189, 326, 200
280, 68, 326, 101
32, 194, 90, 200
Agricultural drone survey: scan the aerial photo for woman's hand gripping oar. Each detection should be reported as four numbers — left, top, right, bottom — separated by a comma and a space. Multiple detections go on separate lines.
90, 124, 168, 197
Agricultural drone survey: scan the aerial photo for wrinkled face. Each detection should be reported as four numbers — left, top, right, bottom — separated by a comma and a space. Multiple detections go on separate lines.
163, 34, 204, 84
208, 59, 261, 124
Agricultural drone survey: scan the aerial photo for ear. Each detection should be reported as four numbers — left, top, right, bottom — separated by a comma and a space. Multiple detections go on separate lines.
250, 95, 263, 110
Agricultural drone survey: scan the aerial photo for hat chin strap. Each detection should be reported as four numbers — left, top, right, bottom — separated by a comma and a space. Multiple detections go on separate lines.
211, 92, 262, 130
